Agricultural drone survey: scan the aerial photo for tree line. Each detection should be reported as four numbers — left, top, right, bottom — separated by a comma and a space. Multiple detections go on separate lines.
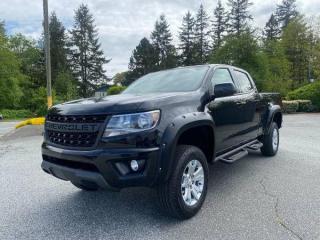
0, 0, 319, 116
122, 0, 320, 97
0, 4, 108, 114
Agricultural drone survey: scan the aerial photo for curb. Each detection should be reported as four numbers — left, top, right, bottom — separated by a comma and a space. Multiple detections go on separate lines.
15, 117, 45, 129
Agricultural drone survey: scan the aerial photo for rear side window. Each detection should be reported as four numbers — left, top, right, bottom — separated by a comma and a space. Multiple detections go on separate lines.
234, 70, 253, 93
210, 68, 234, 87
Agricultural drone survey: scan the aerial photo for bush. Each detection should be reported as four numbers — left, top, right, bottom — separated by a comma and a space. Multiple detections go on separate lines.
28, 87, 60, 116
282, 100, 299, 113
296, 100, 314, 112
287, 81, 320, 110
29, 87, 49, 116
0, 109, 33, 119
54, 71, 78, 101
107, 85, 126, 95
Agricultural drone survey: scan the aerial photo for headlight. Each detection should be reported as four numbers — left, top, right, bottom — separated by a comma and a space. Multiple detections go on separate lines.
103, 110, 160, 137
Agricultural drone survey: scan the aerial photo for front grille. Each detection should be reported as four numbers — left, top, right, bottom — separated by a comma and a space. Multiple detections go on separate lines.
47, 130, 99, 147
45, 114, 107, 148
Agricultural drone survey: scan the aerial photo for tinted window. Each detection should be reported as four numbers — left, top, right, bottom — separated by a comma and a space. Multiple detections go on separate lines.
234, 71, 253, 93
210, 68, 234, 87
122, 66, 209, 94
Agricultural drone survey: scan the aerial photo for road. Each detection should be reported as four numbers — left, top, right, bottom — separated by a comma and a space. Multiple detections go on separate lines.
0, 114, 319, 240
0, 121, 18, 138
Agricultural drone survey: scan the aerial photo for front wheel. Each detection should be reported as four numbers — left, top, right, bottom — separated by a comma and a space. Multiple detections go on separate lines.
260, 122, 279, 156
157, 145, 209, 219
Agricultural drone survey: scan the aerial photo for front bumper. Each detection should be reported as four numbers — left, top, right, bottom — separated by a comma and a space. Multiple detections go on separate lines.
41, 142, 160, 190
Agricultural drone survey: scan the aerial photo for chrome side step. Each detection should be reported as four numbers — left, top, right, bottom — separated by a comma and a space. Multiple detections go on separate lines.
216, 140, 263, 164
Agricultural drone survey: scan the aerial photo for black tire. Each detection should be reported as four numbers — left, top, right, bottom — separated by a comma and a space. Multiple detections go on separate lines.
260, 122, 279, 156
157, 145, 209, 219
71, 182, 99, 191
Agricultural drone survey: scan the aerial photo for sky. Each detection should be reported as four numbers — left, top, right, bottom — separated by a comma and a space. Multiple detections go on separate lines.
0, 0, 319, 77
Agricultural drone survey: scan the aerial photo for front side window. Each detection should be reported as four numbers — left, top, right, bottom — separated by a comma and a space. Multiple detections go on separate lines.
210, 68, 234, 87
122, 66, 209, 95
234, 70, 253, 93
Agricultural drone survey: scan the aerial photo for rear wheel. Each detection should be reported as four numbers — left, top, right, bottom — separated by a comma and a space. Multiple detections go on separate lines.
157, 145, 209, 219
261, 122, 279, 156
71, 182, 99, 191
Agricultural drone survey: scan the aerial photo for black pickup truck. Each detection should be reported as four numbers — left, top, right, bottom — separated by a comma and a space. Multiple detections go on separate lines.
41, 64, 282, 219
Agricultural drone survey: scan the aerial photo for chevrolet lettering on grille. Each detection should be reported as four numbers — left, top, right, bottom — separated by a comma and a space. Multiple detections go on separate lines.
45, 121, 100, 132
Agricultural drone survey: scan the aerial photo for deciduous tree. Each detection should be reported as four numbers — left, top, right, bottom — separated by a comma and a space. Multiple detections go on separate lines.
0, 30, 24, 109
281, 17, 310, 88
210, 31, 267, 89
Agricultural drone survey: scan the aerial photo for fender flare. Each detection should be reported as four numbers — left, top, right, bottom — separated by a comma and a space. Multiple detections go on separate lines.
159, 112, 216, 182
264, 104, 282, 134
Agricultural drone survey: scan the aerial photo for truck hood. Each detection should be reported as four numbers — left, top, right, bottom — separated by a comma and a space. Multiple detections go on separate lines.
48, 92, 199, 116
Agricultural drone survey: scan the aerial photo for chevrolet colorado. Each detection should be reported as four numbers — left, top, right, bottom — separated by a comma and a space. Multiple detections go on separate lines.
41, 64, 282, 219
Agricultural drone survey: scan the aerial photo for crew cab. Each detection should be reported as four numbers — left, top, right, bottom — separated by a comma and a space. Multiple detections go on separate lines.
41, 64, 282, 219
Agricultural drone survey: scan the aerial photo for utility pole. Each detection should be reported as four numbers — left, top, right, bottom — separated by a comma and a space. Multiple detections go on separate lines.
43, 0, 52, 108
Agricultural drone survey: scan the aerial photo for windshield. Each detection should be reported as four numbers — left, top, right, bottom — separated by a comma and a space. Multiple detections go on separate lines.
122, 66, 209, 94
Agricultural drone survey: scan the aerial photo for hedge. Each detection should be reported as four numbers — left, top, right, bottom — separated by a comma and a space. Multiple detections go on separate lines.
282, 100, 299, 113
282, 100, 315, 113
0, 109, 33, 119
296, 100, 314, 112
287, 81, 320, 110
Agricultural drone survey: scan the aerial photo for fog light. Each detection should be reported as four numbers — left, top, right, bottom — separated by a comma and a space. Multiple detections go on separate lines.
130, 160, 139, 172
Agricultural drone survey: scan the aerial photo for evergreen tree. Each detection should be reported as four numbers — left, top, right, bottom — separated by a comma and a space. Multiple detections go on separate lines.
69, 4, 109, 97
178, 11, 195, 66
276, 0, 298, 30
49, 12, 69, 85
128, 37, 157, 82
0, 20, 5, 36
151, 14, 177, 70
227, 0, 253, 36
263, 14, 281, 41
194, 4, 211, 64
212, 0, 228, 49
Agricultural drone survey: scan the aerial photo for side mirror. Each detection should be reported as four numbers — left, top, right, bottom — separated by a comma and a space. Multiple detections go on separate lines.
214, 83, 237, 98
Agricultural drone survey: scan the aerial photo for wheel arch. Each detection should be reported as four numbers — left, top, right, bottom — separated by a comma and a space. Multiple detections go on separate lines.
264, 104, 283, 134
159, 112, 215, 183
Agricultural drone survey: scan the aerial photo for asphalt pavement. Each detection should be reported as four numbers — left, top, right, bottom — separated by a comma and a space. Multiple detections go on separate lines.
0, 121, 18, 138
0, 114, 319, 240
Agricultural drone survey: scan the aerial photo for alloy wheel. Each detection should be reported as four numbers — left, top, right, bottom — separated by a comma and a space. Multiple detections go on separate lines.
181, 159, 205, 206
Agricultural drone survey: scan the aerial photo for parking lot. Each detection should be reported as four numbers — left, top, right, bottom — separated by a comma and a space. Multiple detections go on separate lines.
0, 114, 319, 240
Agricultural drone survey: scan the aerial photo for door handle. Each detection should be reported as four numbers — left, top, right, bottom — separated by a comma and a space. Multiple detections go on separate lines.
236, 101, 246, 105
